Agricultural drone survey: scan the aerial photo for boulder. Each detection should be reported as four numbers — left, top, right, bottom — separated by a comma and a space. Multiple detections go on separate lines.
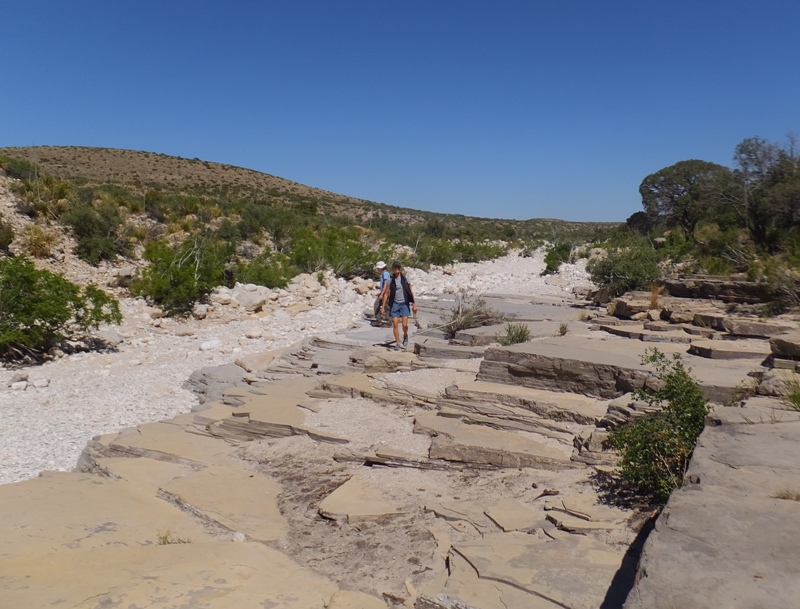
771, 331, 800, 359
235, 291, 268, 313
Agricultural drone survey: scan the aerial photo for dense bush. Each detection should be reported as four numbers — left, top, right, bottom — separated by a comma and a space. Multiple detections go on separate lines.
61, 203, 128, 264
132, 237, 232, 315
0, 256, 121, 359
0, 213, 13, 251
610, 349, 709, 503
541, 242, 573, 275
233, 253, 295, 289
289, 226, 374, 277
588, 245, 662, 298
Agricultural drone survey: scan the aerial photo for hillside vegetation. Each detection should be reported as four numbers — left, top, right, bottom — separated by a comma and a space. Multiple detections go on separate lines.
0, 146, 616, 314
583, 134, 800, 313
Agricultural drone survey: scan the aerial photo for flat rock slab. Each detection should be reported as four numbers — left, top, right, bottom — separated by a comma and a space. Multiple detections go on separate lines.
452, 532, 623, 609
109, 420, 237, 466
688, 338, 771, 360
415, 412, 574, 469
95, 456, 193, 496
770, 331, 800, 358
415, 338, 486, 360
318, 477, 402, 523
0, 541, 339, 609
598, 324, 693, 343
159, 465, 285, 541
707, 397, 800, 426
445, 380, 607, 425
484, 497, 544, 532
0, 471, 212, 555
477, 336, 762, 403
624, 419, 800, 609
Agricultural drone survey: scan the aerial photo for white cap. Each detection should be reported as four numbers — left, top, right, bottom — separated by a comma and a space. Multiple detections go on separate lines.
376, 261, 387, 269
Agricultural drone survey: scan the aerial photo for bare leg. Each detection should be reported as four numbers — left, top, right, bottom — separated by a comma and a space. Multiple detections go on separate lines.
401, 316, 409, 340
392, 316, 401, 345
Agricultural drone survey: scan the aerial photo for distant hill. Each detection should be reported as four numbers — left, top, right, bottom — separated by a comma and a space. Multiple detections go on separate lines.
0, 145, 619, 234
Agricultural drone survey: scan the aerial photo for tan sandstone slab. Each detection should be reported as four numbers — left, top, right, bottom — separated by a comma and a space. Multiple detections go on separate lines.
446, 380, 607, 425
484, 497, 544, 532
415, 412, 573, 469
95, 456, 192, 496
0, 471, 211, 556
453, 533, 623, 609
0, 541, 338, 609
160, 464, 285, 541
110, 420, 237, 466
420, 547, 558, 609
328, 589, 390, 608
318, 477, 403, 523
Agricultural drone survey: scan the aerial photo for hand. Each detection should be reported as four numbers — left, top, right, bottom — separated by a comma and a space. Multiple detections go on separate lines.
412, 304, 418, 313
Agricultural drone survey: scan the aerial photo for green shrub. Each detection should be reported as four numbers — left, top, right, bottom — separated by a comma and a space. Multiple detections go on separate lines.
289, 226, 374, 277
233, 253, 295, 289
61, 203, 128, 265
495, 322, 530, 345
132, 237, 232, 315
0, 256, 121, 359
588, 245, 662, 298
541, 242, 573, 275
609, 349, 709, 503
0, 213, 13, 251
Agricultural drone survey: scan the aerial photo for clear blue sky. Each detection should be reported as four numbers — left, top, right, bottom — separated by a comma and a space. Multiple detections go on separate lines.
1, 1, 798, 222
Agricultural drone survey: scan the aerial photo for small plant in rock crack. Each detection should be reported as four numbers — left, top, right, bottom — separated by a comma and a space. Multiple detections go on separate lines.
779, 373, 800, 411
157, 530, 192, 545
556, 322, 569, 336
495, 322, 531, 346
609, 348, 709, 504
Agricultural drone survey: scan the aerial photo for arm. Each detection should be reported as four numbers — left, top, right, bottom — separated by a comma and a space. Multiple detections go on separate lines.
409, 282, 418, 314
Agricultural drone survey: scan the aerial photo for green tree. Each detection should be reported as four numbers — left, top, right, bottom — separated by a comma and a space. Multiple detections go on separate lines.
639, 160, 731, 240
0, 257, 122, 359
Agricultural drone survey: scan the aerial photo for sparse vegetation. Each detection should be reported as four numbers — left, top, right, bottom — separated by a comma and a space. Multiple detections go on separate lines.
609, 349, 709, 504
771, 488, 800, 502
1, 146, 617, 313
779, 373, 800, 411
0, 256, 122, 360
157, 530, 192, 545
556, 322, 569, 336
495, 322, 531, 345
20, 224, 59, 258
441, 289, 511, 340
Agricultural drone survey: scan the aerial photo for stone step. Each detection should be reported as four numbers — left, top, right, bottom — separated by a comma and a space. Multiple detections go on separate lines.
476, 335, 763, 403
688, 338, 771, 360
442, 380, 607, 426
414, 412, 576, 470
596, 324, 693, 343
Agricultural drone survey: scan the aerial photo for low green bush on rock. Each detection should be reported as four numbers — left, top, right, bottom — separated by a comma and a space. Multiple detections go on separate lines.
0, 256, 122, 360
610, 349, 709, 504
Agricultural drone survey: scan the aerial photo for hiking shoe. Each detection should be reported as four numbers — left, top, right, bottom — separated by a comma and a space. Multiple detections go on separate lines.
393, 344, 403, 351
402, 335, 409, 347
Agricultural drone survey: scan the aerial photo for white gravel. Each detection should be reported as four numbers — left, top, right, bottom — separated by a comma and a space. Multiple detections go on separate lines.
0, 250, 592, 485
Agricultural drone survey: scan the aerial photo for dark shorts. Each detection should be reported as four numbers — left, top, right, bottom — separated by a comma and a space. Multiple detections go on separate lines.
390, 302, 411, 318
